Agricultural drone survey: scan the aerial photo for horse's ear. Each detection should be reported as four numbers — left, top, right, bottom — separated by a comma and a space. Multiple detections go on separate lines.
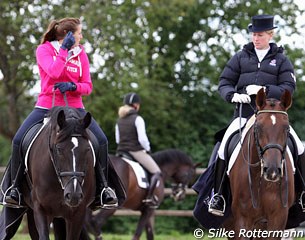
256, 88, 266, 110
83, 112, 92, 129
194, 162, 202, 169
57, 110, 66, 129
280, 90, 292, 111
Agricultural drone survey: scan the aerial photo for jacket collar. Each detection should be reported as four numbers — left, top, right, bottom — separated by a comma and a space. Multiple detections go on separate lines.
50, 40, 82, 58
243, 42, 284, 56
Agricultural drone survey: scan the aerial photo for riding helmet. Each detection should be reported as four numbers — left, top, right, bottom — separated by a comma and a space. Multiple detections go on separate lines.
123, 92, 141, 105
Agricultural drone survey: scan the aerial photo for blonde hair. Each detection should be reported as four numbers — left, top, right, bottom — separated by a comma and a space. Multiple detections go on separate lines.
40, 18, 81, 44
266, 29, 274, 36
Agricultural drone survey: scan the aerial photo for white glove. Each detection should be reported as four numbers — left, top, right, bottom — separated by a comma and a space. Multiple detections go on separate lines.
231, 93, 251, 103
246, 85, 265, 95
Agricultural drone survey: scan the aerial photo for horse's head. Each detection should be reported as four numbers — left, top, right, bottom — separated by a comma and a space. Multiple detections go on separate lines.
153, 149, 197, 201
49, 107, 94, 207
254, 89, 291, 182
171, 163, 198, 201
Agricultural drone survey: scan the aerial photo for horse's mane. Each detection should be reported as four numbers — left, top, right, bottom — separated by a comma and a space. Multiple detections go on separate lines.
47, 106, 89, 142
152, 149, 193, 166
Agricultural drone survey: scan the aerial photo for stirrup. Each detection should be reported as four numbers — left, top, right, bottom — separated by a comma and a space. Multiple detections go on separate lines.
100, 187, 118, 209
143, 195, 159, 209
208, 193, 226, 217
299, 191, 305, 212
3, 186, 25, 209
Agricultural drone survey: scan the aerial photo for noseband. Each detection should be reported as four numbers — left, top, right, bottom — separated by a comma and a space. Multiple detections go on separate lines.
253, 110, 289, 178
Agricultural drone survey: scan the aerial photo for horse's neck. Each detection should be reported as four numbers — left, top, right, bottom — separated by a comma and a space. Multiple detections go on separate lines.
158, 163, 169, 180
158, 163, 176, 182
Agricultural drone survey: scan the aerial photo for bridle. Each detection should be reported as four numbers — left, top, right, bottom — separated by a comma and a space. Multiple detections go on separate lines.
248, 109, 290, 208
171, 183, 187, 201
49, 132, 88, 190
253, 109, 290, 178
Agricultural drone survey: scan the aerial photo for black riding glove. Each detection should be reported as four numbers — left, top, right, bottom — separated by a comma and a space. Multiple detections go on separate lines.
54, 82, 77, 94
61, 31, 75, 50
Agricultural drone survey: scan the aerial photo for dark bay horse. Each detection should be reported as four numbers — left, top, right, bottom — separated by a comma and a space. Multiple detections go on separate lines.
225, 89, 294, 239
85, 149, 197, 240
22, 106, 96, 240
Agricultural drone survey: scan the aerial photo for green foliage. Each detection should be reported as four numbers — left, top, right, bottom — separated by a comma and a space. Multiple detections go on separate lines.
0, 136, 11, 165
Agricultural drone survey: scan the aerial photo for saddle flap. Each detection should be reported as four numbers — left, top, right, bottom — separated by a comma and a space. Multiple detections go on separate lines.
122, 158, 149, 189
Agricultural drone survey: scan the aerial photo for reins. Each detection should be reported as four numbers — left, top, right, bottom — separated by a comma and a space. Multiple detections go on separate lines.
49, 92, 89, 189
52, 90, 69, 107
243, 107, 290, 208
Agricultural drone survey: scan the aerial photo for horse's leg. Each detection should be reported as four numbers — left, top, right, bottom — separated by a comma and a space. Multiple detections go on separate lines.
53, 218, 66, 240
65, 211, 86, 240
233, 213, 254, 240
27, 209, 39, 240
33, 205, 51, 240
79, 225, 91, 240
266, 212, 289, 240
145, 212, 155, 240
132, 208, 154, 240
85, 208, 116, 240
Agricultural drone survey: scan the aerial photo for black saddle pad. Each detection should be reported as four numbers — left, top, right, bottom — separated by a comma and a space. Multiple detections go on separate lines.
21, 122, 44, 159
116, 151, 135, 161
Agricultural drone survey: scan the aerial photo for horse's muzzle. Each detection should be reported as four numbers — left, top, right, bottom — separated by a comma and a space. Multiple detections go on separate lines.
63, 179, 84, 207
263, 166, 281, 182
171, 183, 186, 201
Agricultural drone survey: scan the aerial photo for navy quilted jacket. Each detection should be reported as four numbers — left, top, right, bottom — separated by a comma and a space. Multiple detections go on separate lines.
218, 42, 296, 118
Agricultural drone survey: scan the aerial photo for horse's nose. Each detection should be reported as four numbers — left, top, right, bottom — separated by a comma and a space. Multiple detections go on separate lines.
64, 191, 84, 207
263, 166, 281, 182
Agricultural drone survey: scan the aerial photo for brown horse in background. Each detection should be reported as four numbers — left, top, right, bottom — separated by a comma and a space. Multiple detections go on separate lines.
85, 149, 197, 240
225, 89, 295, 239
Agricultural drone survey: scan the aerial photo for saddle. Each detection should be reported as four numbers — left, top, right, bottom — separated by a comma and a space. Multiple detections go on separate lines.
116, 151, 150, 189
213, 121, 298, 172
21, 122, 45, 161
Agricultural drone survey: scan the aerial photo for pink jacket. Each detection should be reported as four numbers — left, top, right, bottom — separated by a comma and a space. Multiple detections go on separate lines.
35, 41, 93, 109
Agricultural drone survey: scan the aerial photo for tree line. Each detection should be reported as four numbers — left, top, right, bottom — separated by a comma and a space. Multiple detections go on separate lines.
0, 0, 305, 168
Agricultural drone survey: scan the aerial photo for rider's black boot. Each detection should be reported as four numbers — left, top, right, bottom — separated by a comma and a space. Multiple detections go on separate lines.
208, 157, 226, 216
143, 172, 162, 208
4, 144, 25, 208
297, 152, 305, 211
92, 143, 118, 210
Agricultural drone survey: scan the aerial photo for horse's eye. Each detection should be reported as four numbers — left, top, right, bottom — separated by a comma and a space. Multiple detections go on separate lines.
56, 146, 63, 155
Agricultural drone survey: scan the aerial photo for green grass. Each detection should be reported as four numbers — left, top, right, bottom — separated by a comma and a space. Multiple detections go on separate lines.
12, 233, 203, 240
12, 229, 305, 240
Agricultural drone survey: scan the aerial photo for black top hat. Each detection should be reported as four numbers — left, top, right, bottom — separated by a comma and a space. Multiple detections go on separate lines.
248, 15, 277, 33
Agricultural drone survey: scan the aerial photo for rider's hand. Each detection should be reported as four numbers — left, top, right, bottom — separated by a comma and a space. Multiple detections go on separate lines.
54, 82, 77, 94
61, 31, 75, 50
231, 93, 251, 103
246, 85, 265, 95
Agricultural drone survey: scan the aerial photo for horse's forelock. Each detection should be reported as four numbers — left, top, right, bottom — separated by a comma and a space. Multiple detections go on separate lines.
264, 98, 286, 111
49, 107, 88, 142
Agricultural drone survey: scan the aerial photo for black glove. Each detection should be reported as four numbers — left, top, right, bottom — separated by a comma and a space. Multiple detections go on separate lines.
61, 31, 75, 50
54, 82, 77, 94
